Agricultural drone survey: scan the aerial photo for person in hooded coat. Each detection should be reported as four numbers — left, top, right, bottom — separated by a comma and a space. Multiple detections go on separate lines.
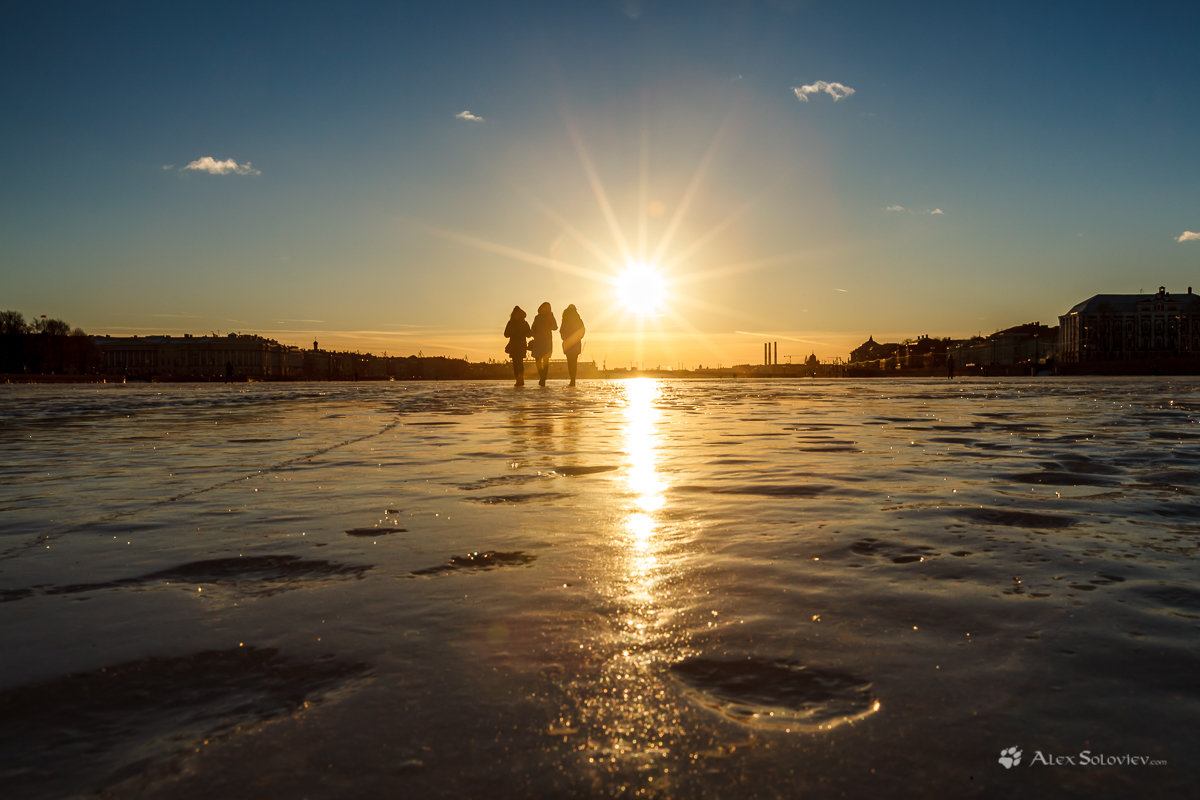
503, 306, 531, 386
559, 304, 586, 386
529, 301, 558, 386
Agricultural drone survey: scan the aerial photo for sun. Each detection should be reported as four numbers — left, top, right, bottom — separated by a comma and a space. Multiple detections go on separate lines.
614, 262, 668, 317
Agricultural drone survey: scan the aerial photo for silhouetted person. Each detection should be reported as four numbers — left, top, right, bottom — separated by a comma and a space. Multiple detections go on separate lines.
225, 361, 234, 382
560, 304, 586, 386
504, 306, 531, 386
946, 354, 955, 379
530, 302, 558, 387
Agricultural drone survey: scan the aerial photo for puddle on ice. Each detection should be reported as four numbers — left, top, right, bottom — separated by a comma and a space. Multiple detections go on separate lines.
672, 483, 834, 498
1008, 470, 1120, 487
20, 555, 372, 601
669, 656, 879, 732
954, 506, 1078, 529
1136, 584, 1200, 615
410, 550, 537, 576
345, 526, 407, 536
466, 492, 566, 504
547, 465, 620, 477
456, 474, 543, 490
0, 646, 370, 798
849, 537, 936, 564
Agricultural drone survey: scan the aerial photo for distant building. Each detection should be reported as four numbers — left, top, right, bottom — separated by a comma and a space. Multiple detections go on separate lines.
849, 336, 900, 367
90, 332, 599, 381
94, 334, 297, 380
1058, 286, 1200, 369
949, 323, 1056, 373
848, 335, 951, 372
898, 335, 952, 370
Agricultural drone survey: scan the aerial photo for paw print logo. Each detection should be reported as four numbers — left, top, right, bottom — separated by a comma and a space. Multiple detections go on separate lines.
998, 746, 1023, 769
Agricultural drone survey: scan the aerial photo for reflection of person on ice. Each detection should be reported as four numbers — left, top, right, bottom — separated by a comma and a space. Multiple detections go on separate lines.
503, 306, 531, 387
559, 304, 586, 387
530, 302, 558, 387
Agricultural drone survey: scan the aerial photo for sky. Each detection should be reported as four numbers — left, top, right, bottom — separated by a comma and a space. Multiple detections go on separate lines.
2, 0, 1199, 368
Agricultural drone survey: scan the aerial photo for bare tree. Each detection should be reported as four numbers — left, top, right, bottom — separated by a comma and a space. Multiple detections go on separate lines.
35, 317, 71, 336
0, 310, 28, 336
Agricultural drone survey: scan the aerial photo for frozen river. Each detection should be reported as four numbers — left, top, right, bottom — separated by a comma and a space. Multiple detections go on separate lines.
1, 377, 1196, 797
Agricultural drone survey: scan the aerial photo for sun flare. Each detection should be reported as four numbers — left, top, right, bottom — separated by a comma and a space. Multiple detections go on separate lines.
614, 262, 667, 317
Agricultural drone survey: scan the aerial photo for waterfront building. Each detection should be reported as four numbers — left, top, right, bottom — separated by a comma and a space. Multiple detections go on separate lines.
949, 323, 1057, 373
847, 335, 952, 373
1058, 286, 1200, 369
94, 334, 297, 380
848, 336, 900, 368
89, 333, 599, 381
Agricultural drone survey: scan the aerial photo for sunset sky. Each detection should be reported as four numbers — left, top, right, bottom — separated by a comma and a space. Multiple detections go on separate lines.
3, 1, 1199, 367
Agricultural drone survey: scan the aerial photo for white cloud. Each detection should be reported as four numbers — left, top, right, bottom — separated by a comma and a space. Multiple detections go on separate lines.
886, 205, 944, 215
793, 80, 856, 103
183, 156, 260, 176
455, 110, 484, 122
1176, 231, 1200, 243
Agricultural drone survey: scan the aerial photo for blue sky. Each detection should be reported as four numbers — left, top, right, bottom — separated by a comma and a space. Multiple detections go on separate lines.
3, 0, 1198, 366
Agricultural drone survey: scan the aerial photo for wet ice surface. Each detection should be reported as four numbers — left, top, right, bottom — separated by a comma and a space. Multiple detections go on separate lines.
1, 378, 1198, 797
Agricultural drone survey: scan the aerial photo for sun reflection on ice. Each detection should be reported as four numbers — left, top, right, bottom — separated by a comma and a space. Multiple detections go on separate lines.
558, 378, 697, 788
569, 378, 687, 766
622, 378, 667, 595
623, 377, 666, 517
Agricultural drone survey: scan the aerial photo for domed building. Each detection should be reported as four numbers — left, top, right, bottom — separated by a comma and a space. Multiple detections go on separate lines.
848, 336, 900, 366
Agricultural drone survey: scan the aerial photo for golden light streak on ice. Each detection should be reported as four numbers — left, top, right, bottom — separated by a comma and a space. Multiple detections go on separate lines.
623, 378, 666, 517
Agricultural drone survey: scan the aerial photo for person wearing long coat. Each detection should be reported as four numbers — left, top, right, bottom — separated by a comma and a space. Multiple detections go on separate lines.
529, 302, 558, 387
503, 306, 531, 386
559, 304, 586, 386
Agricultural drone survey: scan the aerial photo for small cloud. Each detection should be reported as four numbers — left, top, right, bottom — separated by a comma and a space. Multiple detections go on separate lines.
793, 80, 855, 103
929, 208, 944, 215
455, 110, 484, 122
161, 164, 174, 171
183, 156, 260, 176
834, 288, 848, 293
885, 204, 906, 213
1176, 231, 1200, 243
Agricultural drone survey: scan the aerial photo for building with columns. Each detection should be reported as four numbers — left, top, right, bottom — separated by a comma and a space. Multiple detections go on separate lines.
94, 334, 301, 380
1058, 286, 1200, 369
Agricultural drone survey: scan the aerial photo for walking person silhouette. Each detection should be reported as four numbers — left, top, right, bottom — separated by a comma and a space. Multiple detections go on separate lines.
559, 304, 586, 386
530, 302, 558, 387
503, 306, 531, 387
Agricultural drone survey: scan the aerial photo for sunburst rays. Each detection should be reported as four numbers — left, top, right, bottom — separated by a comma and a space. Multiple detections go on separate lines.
427, 103, 792, 367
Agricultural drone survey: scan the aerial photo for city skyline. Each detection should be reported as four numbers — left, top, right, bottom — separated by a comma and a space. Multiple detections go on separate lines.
3, 1, 1199, 368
